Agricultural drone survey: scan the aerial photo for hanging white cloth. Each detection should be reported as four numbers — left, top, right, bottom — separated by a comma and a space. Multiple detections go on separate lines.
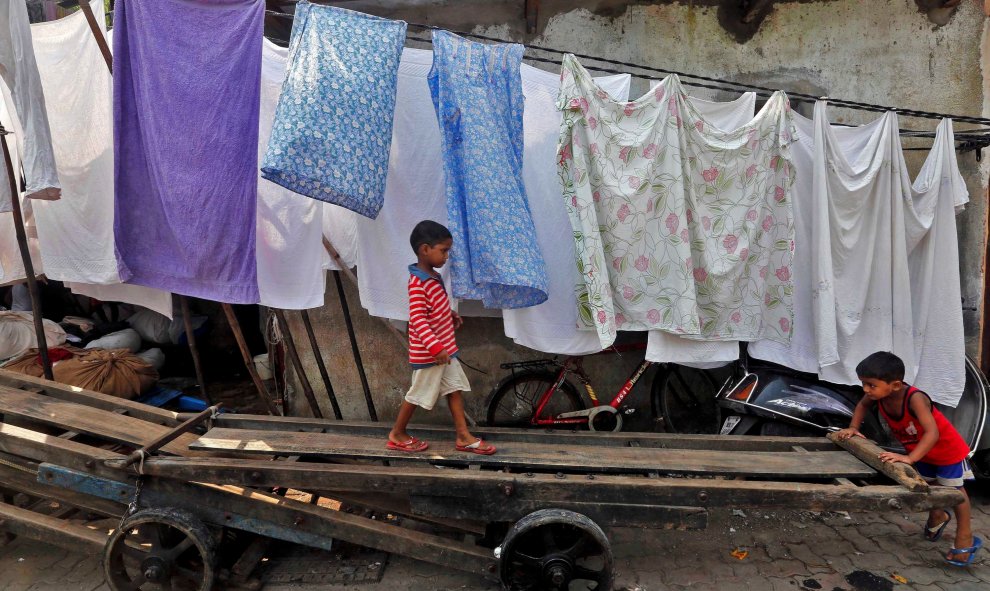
0, 90, 43, 284
256, 39, 329, 309
501, 64, 631, 354
29, 3, 117, 283
323, 203, 357, 271
644, 91, 757, 367
749, 103, 967, 406
0, 0, 59, 212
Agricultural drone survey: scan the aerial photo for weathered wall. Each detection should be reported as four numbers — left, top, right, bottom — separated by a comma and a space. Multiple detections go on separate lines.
287, 0, 990, 423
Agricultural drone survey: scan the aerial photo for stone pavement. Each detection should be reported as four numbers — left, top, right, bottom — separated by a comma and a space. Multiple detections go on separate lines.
2, 484, 989, 591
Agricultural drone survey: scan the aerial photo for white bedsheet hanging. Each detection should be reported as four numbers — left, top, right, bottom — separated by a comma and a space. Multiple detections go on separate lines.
256, 39, 329, 309
749, 103, 968, 406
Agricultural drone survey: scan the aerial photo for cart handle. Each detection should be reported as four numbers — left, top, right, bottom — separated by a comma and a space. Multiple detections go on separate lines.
119, 404, 222, 470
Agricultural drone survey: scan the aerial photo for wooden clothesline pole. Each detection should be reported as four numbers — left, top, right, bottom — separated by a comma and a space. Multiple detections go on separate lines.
300, 309, 343, 420
77, 0, 112, 73
273, 308, 324, 418
222, 303, 281, 415
1, 127, 53, 380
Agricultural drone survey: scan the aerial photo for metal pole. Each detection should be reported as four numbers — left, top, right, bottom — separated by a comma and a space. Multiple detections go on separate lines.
300, 309, 343, 420
221, 303, 280, 416
332, 271, 377, 421
273, 309, 323, 419
77, 0, 112, 73
1, 126, 52, 380
178, 295, 212, 404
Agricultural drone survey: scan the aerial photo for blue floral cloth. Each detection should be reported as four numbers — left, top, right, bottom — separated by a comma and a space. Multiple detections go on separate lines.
428, 30, 548, 309
261, 2, 405, 219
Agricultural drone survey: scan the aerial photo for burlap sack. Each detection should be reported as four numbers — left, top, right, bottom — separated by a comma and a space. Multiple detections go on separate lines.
1, 346, 85, 378
51, 348, 158, 399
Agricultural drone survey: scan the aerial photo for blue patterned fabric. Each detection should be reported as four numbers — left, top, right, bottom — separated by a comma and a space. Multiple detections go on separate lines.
261, 2, 405, 219
428, 30, 548, 309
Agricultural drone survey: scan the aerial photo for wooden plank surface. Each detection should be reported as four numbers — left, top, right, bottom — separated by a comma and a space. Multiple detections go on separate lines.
0, 387, 205, 457
216, 414, 839, 452
192, 427, 874, 478
0, 370, 181, 426
0, 499, 107, 552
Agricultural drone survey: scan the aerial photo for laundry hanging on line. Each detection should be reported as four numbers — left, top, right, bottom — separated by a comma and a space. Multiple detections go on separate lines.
113, 0, 263, 304
262, 1, 406, 219
0, 0, 60, 214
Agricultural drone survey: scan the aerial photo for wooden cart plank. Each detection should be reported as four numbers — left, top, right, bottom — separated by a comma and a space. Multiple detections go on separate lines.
827, 432, 929, 492
115, 457, 961, 514
216, 414, 839, 452
0, 499, 107, 552
0, 387, 205, 457
0, 370, 181, 426
192, 427, 874, 478
0, 460, 125, 518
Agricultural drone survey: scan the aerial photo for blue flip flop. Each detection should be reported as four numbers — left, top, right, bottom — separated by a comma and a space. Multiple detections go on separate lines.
924, 512, 951, 542
946, 536, 982, 567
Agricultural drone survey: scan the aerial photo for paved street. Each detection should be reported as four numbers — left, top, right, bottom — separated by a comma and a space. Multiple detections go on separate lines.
2, 483, 988, 591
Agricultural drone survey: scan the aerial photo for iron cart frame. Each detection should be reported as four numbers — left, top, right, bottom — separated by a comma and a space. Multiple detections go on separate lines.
0, 370, 963, 590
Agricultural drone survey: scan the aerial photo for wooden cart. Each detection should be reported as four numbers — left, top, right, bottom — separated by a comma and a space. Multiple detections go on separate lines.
0, 370, 963, 591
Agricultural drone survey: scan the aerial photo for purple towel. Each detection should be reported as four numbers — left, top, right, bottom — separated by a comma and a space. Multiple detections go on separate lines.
112, 0, 263, 303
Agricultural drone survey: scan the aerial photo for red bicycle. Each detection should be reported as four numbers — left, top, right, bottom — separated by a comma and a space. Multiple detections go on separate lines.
484, 343, 723, 433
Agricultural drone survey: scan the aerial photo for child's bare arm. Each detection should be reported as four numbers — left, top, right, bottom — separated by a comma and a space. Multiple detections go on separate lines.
904, 393, 940, 463
835, 397, 874, 440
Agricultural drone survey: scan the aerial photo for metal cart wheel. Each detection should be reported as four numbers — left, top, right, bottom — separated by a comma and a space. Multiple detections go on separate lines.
103, 508, 216, 591
496, 509, 613, 591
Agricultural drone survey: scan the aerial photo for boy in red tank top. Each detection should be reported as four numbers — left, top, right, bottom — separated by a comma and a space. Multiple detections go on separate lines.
837, 351, 980, 566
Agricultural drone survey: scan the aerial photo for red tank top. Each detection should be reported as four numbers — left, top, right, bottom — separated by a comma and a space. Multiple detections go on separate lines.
877, 386, 969, 465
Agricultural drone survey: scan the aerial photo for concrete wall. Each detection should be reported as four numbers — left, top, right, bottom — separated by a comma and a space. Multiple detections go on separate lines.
286, 1, 990, 423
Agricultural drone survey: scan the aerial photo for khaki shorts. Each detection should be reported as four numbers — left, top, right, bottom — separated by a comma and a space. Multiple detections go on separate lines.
405, 358, 471, 410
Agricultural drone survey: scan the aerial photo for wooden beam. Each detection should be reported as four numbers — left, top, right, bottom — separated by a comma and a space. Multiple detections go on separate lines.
179, 296, 212, 404
77, 0, 112, 73
273, 309, 323, 418
0, 499, 107, 553
222, 303, 281, 415
192, 427, 876, 478
827, 433, 929, 492
300, 309, 343, 419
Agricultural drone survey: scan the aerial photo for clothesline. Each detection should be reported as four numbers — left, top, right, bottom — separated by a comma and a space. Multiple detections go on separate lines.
261, 8, 990, 150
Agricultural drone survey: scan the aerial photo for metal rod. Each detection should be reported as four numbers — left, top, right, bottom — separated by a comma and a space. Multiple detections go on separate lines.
1, 128, 52, 381
300, 309, 343, 420
273, 309, 324, 419
119, 404, 222, 469
78, 0, 112, 73
332, 271, 377, 421
178, 296, 211, 404
221, 303, 281, 416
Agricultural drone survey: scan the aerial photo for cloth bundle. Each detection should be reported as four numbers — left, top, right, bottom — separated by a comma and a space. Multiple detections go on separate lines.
51, 348, 158, 399
558, 54, 796, 350
113, 0, 263, 303
2, 345, 84, 378
262, 1, 406, 219
0, 310, 66, 361
430, 30, 548, 309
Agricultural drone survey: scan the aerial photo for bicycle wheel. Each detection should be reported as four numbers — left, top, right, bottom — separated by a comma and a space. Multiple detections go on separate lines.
485, 370, 585, 428
652, 364, 721, 434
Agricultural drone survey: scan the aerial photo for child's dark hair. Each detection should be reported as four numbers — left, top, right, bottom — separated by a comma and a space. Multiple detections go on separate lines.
409, 220, 452, 254
856, 351, 905, 383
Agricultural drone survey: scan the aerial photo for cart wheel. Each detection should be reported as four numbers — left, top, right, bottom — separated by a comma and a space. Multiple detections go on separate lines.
103, 508, 216, 591
497, 509, 613, 591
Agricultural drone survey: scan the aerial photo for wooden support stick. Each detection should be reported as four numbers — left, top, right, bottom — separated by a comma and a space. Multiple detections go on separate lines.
78, 0, 112, 73
273, 309, 323, 419
221, 303, 280, 416
300, 309, 343, 420
827, 432, 929, 493
332, 271, 377, 421
178, 296, 211, 404
1, 127, 52, 381
120, 404, 222, 468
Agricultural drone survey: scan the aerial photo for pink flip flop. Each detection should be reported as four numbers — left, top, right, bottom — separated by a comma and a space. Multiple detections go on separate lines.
386, 438, 429, 453
456, 438, 496, 455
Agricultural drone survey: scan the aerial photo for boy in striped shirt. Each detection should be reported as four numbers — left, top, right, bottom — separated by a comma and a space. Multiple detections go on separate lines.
387, 220, 496, 455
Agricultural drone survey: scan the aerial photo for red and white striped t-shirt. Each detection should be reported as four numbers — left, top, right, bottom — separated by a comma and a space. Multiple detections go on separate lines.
407, 265, 458, 368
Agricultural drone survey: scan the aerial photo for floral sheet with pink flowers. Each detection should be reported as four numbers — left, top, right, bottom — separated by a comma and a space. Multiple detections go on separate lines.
556, 54, 797, 350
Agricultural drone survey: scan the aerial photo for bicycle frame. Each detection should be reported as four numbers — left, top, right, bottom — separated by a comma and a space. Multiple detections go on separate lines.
530, 356, 655, 427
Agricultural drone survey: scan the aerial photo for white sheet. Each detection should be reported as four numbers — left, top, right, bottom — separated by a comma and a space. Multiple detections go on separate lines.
0, 0, 59, 212
501, 65, 631, 354
256, 39, 329, 309
749, 103, 968, 405
0, 90, 43, 284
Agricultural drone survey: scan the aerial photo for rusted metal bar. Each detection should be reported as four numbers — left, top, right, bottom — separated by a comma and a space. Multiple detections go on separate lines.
332, 271, 377, 421
178, 296, 212, 404
0, 126, 52, 381
274, 309, 323, 419
300, 310, 342, 420
221, 303, 280, 416
120, 404, 222, 469
77, 0, 112, 73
